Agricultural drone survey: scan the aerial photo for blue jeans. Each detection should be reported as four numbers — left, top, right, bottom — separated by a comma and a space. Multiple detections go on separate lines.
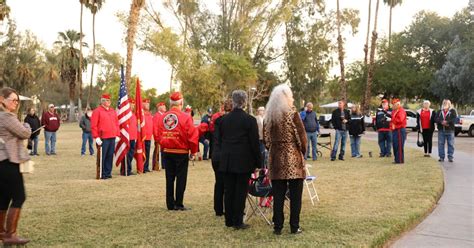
305, 132, 318, 160
392, 128, 406, 164
350, 135, 361, 157
378, 131, 392, 156
44, 131, 57, 154
438, 131, 455, 160
30, 136, 39, 155
331, 130, 347, 160
199, 137, 210, 159
143, 140, 152, 172
125, 140, 136, 175
81, 132, 94, 155
101, 138, 115, 178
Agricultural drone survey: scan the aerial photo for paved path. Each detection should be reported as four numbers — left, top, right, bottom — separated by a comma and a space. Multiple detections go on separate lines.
358, 130, 473, 247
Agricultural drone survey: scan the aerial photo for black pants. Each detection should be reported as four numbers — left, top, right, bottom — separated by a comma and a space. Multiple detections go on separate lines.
224, 172, 250, 227
211, 160, 225, 215
422, 129, 434, 154
0, 160, 26, 209
143, 140, 152, 172
163, 153, 189, 210
272, 179, 303, 231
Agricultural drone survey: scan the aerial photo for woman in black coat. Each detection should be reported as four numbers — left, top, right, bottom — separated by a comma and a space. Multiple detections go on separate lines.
348, 105, 365, 158
218, 90, 261, 230
24, 108, 41, 156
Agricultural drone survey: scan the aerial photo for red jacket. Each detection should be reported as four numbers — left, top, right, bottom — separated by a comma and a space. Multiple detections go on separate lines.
143, 111, 153, 141
156, 107, 199, 154
41, 111, 60, 132
91, 105, 120, 139
129, 113, 137, 141
198, 122, 209, 138
391, 108, 407, 130
153, 111, 165, 142
210, 112, 223, 132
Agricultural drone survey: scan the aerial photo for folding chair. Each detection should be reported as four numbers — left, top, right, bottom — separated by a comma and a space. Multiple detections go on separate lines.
317, 133, 332, 157
245, 169, 273, 225
305, 164, 320, 206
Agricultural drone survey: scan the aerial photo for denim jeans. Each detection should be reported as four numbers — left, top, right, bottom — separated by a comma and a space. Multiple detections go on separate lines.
378, 131, 392, 156
44, 131, 57, 154
305, 132, 318, 160
331, 130, 347, 159
30, 135, 39, 155
438, 130, 455, 160
199, 137, 210, 159
350, 135, 361, 157
81, 132, 94, 155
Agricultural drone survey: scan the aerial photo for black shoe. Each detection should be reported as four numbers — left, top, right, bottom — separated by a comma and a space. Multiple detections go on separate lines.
438, 158, 444, 162
216, 212, 224, 217
51, 152, 57, 155
338, 158, 344, 161
273, 229, 282, 235
448, 158, 453, 162
379, 154, 385, 158
233, 224, 250, 230
330, 158, 335, 161
175, 206, 191, 211
386, 154, 392, 157
35, 153, 40, 156
291, 228, 303, 234
424, 154, 430, 157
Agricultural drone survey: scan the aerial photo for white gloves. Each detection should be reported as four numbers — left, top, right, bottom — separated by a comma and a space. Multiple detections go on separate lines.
95, 138, 102, 146
386, 117, 392, 122
115, 137, 120, 143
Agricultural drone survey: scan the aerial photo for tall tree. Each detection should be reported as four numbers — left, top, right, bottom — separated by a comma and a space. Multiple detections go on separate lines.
383, 0, 402, 47
0, 0, 9, 22
54, 30, 87, 122
78, 0, 86, 116
125, 0, 145, 90
364, 0, 372, 65
362, 0, 380, 112
336, 0, 347, 100
85, 0, 104, 108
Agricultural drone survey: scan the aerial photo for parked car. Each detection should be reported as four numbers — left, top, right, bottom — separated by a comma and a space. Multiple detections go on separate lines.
319, 114, 333, 129
457, 110, 474, 137
405, 110, 418, 131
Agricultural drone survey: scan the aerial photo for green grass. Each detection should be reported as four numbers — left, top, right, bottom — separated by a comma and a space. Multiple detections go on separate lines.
19, 124, 443, 247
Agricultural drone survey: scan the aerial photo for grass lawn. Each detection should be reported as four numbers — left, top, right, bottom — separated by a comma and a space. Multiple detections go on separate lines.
20, 124, 443, 247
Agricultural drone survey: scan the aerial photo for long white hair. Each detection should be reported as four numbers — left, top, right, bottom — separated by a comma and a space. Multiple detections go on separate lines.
264, 84, 293, 127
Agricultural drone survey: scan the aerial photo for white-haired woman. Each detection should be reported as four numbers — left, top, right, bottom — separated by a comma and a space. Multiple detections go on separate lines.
416, 100, 436, 157
435, 99, 457, 162
264, 84, 307, 235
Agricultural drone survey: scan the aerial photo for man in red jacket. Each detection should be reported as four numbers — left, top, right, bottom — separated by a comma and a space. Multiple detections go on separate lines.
156, 92, 198, 211
391, 98, 407, 164
143, 99, 154, 173
123, 99, 137, 176
153, 102, 167, 170
91, 94, 120, 179
41, 103, 60, 155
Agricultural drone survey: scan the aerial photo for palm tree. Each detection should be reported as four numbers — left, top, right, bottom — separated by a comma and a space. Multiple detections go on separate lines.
0, 0, 10, 22
336, 0, 347, 100
364, 0, 372, 65
362, 0, 380, 113
85, 0, 104, 108
55, 30, 87, 122
383, 0, 402, 47
125, 0, 145, 90
78, 0, 87, 116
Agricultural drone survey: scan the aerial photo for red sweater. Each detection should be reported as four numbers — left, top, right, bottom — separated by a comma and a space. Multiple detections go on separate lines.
91, 106, 120, 139
143, 111, 153, 141
391, 108, 407, 130
155, 107, 199, 154
420, 109, 431, 129
41, 111, 60, 132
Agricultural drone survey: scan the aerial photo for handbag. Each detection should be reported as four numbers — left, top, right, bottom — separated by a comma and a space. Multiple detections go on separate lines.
20, 160, 35, 174
417, 132, 424, 147
27, 139, 32, 150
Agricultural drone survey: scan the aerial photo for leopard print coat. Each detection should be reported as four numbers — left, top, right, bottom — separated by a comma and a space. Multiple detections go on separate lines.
264, 110, 307, 180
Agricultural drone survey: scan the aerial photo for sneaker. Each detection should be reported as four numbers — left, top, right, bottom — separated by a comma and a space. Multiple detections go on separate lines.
291, 228, 303, 234
448, 158, 453, 162
438, 158, 444, 162
330, 158, 335, 161
81, 154, 85, 156
338, 158, 344, 161
356, 155, 363, 158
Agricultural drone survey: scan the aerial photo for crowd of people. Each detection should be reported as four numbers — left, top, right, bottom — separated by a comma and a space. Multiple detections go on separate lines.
0, 84, 461, 244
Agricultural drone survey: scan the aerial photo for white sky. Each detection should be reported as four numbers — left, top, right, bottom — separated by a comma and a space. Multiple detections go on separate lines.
7, 0, 469, 95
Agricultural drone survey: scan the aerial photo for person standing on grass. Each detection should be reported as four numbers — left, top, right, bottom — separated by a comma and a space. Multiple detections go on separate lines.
416, 100, 436, 157
41, 103, 60, 155
91, 94, 120, 180
153, 102, 167, 170
79, 109, 94, 156
348, 104, 365, 158
256, 106, 266, 166
211, 99, 233, 217
330, 99, 351, 161
142, 99, 154, 173
264, 84, 307, 235
219, 90, 261, 230
300, 102, 320, 161
123, 99, 137, 176
390, 99, 407, 164
375, 99, 392, 157
24, 108, 41, 156
200, 108, 212, 160
0, 87, 31, 245
155, 92, 198, 211
435, 99, 457, 163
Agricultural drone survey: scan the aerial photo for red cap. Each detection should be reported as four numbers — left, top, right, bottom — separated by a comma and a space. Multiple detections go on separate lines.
185, 105, 192, 111
156, 102, 165, 107
382, 99, 388, 103
129, 99, 135, 104
392, 98, 400, 104
170, 92, 183, 101
143, 99, 150, 103
101, 94, 111, 100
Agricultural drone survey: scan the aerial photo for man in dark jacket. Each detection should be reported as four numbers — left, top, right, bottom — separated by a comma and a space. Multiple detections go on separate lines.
330, 99, 351, 161
41, 103, 60, 155
200, 108, 212, 160
375, 99, 392, 157
218, 90, 261, 230
79, 109, 94, 156
436, 99, 457, 162
300, 102, 320, 161
24, 108, 41, 156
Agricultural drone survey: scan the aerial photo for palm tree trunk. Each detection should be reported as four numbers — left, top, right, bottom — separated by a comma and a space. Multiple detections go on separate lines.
388, 3, 393, 47
87, 13, 96, 109
336, 0, 346, 100
362, 0, 380, 113
69, 78, 76, 122
78, 2, 84, 117
169, 67, 174, 92
125, 0, 144, 90
364, 0, 372, 66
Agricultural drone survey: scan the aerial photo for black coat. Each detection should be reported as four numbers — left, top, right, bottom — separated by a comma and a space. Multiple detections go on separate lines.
435, 108, 457, 132
24, 114, 41, 138
348, 114, 365, 136
218, 109, 261, 174
331, 108, 351, 131
211, 114, 225, 162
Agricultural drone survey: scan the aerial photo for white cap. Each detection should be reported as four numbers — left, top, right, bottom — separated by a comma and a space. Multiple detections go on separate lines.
423, 100, 430, 105
48, 104, 55, 108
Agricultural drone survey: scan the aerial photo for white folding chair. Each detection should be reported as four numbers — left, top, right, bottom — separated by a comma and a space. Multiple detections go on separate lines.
305, 164, 320, 205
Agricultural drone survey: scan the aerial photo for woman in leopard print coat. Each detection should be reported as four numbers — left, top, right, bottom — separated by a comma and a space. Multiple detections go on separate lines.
264, 84, 307, 235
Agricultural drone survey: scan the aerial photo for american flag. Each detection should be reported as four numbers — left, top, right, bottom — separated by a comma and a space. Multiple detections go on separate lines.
113, 65, 132, 167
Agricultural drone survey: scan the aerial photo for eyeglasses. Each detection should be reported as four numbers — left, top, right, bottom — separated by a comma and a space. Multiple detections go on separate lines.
6, 98, 19, 104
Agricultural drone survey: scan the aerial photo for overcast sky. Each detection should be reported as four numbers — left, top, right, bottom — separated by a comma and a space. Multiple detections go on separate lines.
7, 0, 469, 95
